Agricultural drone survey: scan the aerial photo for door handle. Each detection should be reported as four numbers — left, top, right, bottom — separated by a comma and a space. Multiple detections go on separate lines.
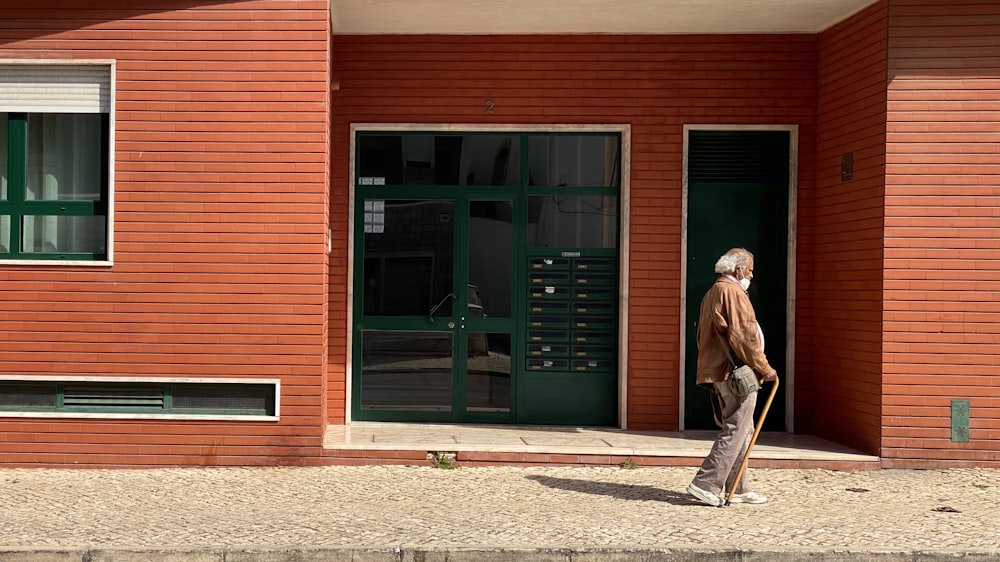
428, 292, 457, 323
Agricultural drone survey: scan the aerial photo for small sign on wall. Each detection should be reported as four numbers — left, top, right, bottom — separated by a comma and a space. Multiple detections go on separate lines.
841, 152, 854, 182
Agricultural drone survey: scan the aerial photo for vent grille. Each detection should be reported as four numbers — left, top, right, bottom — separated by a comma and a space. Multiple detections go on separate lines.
0, 380, 276, 416
172, 384, 272, 412
0, 383, 58, 407
63, 384, 165, 408
689, 130, 789, 184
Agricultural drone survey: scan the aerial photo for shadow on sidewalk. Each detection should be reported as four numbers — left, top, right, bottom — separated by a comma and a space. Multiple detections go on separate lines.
525, 475, 702, 506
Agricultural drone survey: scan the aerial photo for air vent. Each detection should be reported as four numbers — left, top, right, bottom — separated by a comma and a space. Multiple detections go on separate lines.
0, 379, 278, 417
63, 384, 165, 408
0, 383, 58, 407
172, 383, 273, 412
689, 130, 789, 184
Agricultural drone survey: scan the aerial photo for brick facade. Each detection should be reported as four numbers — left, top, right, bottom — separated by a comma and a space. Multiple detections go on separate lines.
882, 0, 1000, 466
0, 0, 996, 467
0, 0, 331, 467
805, 2, 888, 454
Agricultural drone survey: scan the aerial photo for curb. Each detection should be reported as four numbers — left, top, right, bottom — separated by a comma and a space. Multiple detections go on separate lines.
1, 547, 998, 562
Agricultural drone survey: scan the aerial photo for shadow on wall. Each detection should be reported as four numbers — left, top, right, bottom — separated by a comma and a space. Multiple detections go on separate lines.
0, 0, 245, 45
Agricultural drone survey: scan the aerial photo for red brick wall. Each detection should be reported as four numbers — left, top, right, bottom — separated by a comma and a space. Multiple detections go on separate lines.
882, 0, 1000, 467
329, 34, 818, 429
805, 3, 887, 455
0, 0, 331, 466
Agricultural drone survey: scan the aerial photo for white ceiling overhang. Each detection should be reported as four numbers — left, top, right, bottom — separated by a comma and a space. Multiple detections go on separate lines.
330, 0, 880, 35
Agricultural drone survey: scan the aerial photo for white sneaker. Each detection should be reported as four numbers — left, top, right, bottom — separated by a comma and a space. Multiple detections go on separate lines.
687, 482, 723, 507
729, 491, 768, 504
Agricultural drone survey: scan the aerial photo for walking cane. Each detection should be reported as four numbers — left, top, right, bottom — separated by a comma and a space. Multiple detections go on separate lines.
724, 377, 779, 507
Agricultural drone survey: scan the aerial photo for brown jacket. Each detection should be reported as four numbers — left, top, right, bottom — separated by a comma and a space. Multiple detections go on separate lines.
696, 276, 777, 387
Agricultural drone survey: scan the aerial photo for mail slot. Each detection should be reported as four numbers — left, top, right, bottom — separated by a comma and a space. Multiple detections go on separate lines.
573, 331, 614, 345
528, 343, 569, 357
572, 345, 614, 358
529, 300, 571, 314
528, 329, 569, 342
572, 272, 615, 286
528, 358, 569, 371
528, 315, 570, 328
572, 358, 613, 372
575, 287, 615, 300
573, 301, 614, 314
574, 258, 615, 271
529, 286, 570, 299
573, 316, 614, 330
529, 257, 571, 270
530, 271, 571, 285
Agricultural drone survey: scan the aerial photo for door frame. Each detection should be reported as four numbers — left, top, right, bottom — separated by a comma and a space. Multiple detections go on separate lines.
679, 124, 798, 432
345, 123, 632, 427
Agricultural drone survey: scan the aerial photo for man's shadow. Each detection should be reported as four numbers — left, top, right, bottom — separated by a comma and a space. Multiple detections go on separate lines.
525, 475, 703, 506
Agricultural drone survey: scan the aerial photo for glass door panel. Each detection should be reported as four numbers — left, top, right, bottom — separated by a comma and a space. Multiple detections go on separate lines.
462, 200, 514, 417
355, 196, 516, 421
468, 200, 513, 317
357, 198, 457, 417
360, 330, 453, 411
362, 199, 454, 317
465, 332, 511, 412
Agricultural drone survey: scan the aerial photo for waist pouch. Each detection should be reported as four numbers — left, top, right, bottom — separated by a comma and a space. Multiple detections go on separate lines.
728, 365, 760, 399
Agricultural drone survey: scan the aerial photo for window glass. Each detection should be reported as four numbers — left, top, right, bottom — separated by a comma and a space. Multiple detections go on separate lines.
527, 195, 618, 248
21, 215, 105, 254
0, 113, 7, 202
358, 134, 520, 186
528, 135, 619, 187
26, 114, 103, 201
1, 111, 108, 260
0, 215, 9, 253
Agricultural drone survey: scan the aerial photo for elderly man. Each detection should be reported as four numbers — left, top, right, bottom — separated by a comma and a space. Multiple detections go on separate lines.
687, 247, 778, 507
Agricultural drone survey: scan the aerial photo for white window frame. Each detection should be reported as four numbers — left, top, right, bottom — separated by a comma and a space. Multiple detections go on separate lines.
0, 375, 280, 421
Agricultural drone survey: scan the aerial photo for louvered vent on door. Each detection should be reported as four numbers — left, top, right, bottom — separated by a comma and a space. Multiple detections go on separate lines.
688, 130, 789, 184
63, 384, 165, 408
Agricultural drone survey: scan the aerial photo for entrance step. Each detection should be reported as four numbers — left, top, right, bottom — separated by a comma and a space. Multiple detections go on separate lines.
321, 422, 880, 469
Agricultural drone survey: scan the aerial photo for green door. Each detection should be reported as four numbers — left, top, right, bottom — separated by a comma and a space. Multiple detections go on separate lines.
354, 192, 518, 422
685, 129, 790, 431
352, 131, 620, 425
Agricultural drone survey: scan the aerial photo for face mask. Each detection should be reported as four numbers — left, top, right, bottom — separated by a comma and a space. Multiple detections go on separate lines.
739, 278, 751, 292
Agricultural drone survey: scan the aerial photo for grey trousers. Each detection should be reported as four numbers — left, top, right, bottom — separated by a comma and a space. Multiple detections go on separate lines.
691, 381, 758, 495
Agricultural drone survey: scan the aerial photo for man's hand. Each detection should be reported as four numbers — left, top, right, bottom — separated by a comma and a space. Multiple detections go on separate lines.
760, 370, 778, 383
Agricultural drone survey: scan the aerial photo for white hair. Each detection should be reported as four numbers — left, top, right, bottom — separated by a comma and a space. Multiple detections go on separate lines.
714, 248, 753, 274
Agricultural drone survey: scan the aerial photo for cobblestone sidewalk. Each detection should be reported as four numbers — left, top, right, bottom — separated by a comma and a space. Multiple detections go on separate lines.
1, 465, 998, 561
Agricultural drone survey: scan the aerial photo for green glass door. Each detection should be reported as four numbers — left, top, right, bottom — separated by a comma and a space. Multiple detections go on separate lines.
352, 131, 621, 425
354, 194, 515, 422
